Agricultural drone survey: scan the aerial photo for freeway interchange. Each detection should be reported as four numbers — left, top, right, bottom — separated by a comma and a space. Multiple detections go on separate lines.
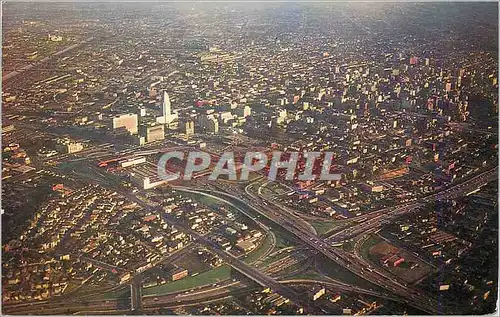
178, 166, 498, 314
183, 187, 442, 314
4, 164, 496, 315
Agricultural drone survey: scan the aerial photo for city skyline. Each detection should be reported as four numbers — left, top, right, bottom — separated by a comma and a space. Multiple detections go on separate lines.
1, 1, 498, 315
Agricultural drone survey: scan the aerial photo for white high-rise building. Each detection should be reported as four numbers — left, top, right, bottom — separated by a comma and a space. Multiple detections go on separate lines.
163, 91, 171, 117
156, 91, 178, 124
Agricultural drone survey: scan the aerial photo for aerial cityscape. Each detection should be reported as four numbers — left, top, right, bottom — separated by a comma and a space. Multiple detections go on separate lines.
1, 2, 498, 315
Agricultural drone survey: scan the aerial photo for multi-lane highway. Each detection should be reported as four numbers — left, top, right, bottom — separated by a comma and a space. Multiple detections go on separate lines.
327, 166, 498, 242
187, 187, 442, 314
183, 166, 497, 314
7, 152, 494, 315
116, 189, 307, 307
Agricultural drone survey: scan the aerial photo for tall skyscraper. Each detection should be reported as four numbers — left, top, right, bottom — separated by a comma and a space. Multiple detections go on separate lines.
163, 91, 171, 118
157, 91, 178, 124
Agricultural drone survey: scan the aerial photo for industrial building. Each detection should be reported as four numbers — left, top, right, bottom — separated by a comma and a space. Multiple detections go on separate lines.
55, 138, 84, 154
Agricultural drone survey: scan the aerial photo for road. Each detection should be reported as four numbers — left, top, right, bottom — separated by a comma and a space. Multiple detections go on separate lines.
2, 37, 95, 82
327, 166, 498, 242
5, 273, 396, 315
115, 189, 307, 307
130, 276, 143, 312
193, 188, 442, 313
4, 231, 402, 316
6, 154, 494, 315
2, 242, 195, 314
181, 166, 497, 314
5, 165, 307, 313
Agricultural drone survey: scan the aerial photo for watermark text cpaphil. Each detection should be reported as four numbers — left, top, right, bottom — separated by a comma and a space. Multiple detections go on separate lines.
157, 151, 342, 182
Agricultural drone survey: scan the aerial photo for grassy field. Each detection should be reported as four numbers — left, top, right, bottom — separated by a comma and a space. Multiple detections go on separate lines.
315, 256, 381, 291
142, 265, 232, 296
274, 233, 295, 249
342, 240, 354, 252
311, 220, 338, 236
97, 265, 234, 300
185, 193, 239, 214
359, 234, 383, 262
289, 270, 327, 281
